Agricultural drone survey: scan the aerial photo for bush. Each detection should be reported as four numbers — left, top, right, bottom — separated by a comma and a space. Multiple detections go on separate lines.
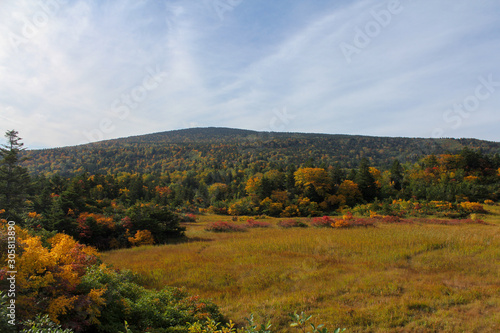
20, 314, 74, 333
381, 215, 401, 223
350, 218, 376, 228
181, 213, 197, 222
277, 219, 308, 228
128, 230, 155, 247
205, 221, 247, 233
80, 265, 223, 333
459, 201, 487, 213
332, 218, 351, 228
310, 216, 333, 228
245, 219, 271, 228
126, 203, 185, 243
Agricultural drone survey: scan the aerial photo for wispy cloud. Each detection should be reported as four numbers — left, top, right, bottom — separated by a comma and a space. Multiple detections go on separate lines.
0, 0, 499, 148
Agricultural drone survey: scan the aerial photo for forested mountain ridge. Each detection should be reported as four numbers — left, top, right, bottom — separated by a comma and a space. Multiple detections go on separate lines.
21, 127, 500, 176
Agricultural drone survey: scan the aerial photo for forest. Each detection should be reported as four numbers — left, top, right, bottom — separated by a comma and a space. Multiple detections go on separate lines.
1, 128, 500, 332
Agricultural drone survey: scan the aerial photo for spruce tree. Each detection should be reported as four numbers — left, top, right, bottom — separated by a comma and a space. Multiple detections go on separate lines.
0, 130, 30, 222
355, 158, 378, 202
390, 159, 404, 191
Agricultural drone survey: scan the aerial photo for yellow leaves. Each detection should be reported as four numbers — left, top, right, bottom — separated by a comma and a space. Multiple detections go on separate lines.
464, 175, 479, 182
88, 287, 107, 304
128, 230, 155, 247
281, 204, 300, 217
294, 168, 330, 194
48, 295, 78, 324
369, 167, 381, 180
119, 187, 130, 196
337, 180, 361, 198
12, 230, 101, 322
17, 236, 54, 289
27, 211, 42, 219
208, 183, 228, 196
459, 201, 486, 213
332, 212, 353, 228
77, 212, 115, 230
245, 175, 262, 196
86, 287, 108, 325
271, 190, 288, 204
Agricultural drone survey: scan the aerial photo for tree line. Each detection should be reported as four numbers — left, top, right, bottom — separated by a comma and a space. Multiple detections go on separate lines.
2, 130, 499, 250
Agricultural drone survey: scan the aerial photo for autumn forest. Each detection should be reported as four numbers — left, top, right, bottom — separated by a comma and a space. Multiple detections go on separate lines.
1, 128, 500, 332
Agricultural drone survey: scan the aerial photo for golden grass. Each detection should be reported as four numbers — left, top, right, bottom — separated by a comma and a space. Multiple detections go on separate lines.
102, 207, 500, 332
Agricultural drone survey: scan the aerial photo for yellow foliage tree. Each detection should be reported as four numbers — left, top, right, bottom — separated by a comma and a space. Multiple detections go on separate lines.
245, 174, 263, 196
336, 180, 362, 207
294, 168, 331, 195
0, 221, 104, 325
128, 229, 155, 247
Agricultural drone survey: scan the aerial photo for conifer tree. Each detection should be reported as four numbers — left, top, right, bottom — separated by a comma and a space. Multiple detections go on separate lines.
355, 158, 378, 202
390, 159, 404, 191
0, 130, 30, 221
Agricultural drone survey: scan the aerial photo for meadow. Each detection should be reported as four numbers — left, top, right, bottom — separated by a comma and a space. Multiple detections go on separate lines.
102, 207, 500, 332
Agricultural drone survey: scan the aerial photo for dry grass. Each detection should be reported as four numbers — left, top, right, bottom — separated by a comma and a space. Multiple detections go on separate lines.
102, 206, 500, 332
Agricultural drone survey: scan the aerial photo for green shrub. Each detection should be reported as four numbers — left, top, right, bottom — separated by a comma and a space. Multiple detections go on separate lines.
79, 265, 223, 333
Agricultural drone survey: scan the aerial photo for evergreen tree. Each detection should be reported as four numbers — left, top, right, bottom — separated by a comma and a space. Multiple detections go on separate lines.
355, 158, 378, 202
0, 130, 30, 221
330, 165, 346, 185
286, 164, 297, 194
390, 159, 404, 191
347, 169, 357, 181
257, 176, 273, 199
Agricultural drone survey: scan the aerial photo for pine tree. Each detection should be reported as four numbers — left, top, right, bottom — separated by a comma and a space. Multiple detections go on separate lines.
0, 130, 30, 221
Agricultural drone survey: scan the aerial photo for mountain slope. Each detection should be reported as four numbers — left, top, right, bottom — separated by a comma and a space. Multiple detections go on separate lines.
21, 127, 500, 176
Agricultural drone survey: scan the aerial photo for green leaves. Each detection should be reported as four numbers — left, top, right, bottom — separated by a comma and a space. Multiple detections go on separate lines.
289, 311, 345, 333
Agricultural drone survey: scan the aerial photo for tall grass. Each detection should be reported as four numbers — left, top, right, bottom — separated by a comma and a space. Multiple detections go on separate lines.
102, 208, 500, 332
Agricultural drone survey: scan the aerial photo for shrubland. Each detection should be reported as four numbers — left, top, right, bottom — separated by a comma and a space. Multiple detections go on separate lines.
103, 208, 500, 332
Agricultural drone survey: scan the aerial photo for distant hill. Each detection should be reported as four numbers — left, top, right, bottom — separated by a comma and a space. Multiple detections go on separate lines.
21, 127, 500, 176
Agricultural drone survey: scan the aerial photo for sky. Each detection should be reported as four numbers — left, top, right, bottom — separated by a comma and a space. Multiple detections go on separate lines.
1, 0, 500, 149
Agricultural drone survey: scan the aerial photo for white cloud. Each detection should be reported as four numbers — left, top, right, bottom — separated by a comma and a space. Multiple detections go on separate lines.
0, 0, 499, 148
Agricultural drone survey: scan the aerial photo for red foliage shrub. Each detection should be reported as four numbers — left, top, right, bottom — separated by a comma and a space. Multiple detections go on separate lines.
310, 216, 333, 228
181, 213, 197, 222
245, 219, 271, 228
350, 218, 376, 227
277, 219, 308, 228
381, 215, 401, 223
205, 221, 247, 232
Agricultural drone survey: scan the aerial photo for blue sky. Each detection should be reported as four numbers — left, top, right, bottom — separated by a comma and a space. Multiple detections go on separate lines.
1, 0, 500, 149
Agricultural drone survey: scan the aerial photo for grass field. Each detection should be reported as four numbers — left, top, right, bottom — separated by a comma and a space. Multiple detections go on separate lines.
102, 207, 500, 332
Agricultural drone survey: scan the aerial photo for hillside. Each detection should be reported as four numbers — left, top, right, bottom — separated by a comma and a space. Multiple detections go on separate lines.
21, 127, 500, 176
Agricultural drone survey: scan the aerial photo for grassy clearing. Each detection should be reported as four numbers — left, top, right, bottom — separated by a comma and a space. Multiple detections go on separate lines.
102, 207, 500, 332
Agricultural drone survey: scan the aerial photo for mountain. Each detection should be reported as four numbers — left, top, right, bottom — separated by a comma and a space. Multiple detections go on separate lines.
21, 127, 500, 176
